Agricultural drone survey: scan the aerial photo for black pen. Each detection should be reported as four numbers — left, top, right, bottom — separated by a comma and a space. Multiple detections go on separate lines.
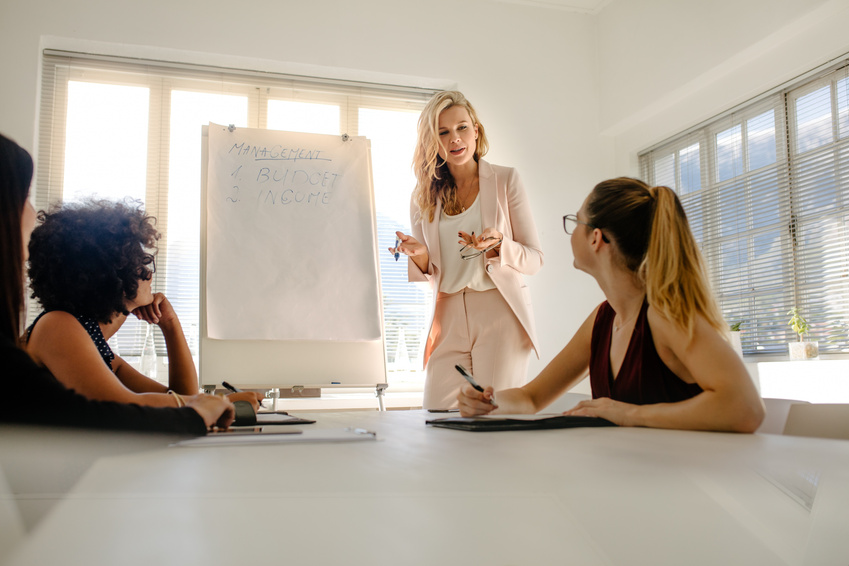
455, 365, 496, 405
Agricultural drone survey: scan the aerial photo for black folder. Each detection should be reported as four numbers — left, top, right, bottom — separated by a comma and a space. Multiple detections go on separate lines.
426, 415, 616, 432
232, 401, 315, 426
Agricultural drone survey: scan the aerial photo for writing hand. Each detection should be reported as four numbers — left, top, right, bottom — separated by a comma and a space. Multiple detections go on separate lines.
457, 384, 498, 417
226, 391, 263, 412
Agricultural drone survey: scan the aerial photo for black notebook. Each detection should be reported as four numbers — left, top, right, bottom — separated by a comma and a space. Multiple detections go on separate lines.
232, 401, 316, 426
426, 414, 616, 432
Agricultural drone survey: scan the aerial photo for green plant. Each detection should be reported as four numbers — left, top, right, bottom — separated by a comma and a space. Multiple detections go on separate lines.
787, 307, 811, 341
729, 321, 744, 332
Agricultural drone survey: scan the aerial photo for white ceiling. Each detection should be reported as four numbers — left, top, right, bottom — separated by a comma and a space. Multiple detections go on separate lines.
491, 0, 612, 15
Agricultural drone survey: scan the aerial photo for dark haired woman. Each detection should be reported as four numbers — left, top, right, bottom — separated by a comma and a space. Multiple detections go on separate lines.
0, 132, 233, 432
25, 199, 262, 410
458, 178, 765, 432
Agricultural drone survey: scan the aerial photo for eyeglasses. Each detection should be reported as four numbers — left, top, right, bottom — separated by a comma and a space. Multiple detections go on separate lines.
562, 214, 609, 243
460, 237, 502, 260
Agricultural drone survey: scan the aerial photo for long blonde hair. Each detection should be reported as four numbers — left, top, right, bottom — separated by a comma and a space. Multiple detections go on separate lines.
585, 177, 725, 338
412, 91, 489, 222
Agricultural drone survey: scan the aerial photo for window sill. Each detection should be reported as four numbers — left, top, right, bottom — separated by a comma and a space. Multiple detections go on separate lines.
752, 359, 849, 403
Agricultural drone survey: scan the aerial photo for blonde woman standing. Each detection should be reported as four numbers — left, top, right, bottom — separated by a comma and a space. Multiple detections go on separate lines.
458, 178, 765, 432
391, 91, 543, 410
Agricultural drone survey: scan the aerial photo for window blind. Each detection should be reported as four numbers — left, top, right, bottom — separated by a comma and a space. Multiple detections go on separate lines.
32, 50, 437, 383
640, 59, 849, 355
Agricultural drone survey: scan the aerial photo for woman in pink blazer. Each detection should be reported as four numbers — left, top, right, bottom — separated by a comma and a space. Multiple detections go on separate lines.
390, 91, 543, 409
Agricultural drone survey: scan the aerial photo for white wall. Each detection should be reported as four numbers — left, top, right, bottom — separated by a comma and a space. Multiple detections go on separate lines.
598, 0, 849, 173
0, 0, 606, 377
4, 0, 846, 381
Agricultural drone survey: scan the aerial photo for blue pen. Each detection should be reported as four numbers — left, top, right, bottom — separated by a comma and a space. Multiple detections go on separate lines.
455, 365, 496, 406
394, 236, 401, 261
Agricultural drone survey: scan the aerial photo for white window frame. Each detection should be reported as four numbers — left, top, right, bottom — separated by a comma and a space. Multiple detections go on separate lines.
32, 50, 437, 384
640, 57, 849, 357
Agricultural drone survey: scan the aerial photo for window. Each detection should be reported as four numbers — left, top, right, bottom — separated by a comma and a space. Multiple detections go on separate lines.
32, 50, 437, 385
640, 60, 849, 355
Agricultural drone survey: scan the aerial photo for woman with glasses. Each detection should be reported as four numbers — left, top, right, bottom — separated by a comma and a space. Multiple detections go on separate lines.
390, 91, 543, 410
24, 199, 262, 411
0, 132, 234, 432
458, 178, 765, 432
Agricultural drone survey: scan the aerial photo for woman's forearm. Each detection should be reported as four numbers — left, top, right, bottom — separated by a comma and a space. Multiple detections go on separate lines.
158, 318, 199, 395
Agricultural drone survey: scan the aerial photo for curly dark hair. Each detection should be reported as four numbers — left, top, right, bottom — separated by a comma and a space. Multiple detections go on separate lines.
27, 198, 159, 324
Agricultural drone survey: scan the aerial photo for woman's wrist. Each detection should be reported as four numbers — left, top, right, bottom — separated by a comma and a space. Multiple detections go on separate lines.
167, 389, 186, 408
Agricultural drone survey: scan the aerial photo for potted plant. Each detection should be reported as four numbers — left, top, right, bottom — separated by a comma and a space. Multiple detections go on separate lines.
787, 307, 818, 360
728, 321, 744, 357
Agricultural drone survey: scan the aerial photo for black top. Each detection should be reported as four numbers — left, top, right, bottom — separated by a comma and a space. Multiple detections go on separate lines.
590, 301, 703, 405
1, 340, 207, 435
28, 312, 115, 368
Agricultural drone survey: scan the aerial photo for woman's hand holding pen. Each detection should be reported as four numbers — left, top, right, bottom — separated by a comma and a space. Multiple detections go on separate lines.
389, 231, 429, 273
225, 391, 263, 411
221, 381, 263, 411
457, 384, 499, 417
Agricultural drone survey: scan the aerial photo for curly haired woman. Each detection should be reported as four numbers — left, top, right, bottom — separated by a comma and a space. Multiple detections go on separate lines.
25, 199, 261, 410
1, 132, 233, 432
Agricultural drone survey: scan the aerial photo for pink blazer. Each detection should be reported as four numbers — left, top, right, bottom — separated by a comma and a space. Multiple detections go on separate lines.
408, 159, 544, 366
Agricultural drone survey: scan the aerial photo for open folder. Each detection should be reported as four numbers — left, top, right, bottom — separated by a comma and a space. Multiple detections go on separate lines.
426, 414, 616, 432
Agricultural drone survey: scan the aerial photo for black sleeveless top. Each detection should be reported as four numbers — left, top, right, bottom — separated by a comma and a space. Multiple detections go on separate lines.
589, 301, 703, 405
27, 312, 115, 369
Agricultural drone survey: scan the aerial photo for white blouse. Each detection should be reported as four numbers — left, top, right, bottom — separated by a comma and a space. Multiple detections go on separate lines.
437, 195, 496, 294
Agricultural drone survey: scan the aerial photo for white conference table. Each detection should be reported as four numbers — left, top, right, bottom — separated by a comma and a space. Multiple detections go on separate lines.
3, 410, 849, 566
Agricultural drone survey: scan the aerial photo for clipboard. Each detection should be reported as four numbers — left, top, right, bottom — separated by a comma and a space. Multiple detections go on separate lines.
426, 414, 616, 432
173, 427, 376, 447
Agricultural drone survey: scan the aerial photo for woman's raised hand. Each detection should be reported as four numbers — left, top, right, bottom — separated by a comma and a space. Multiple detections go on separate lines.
389, 231, 427, 258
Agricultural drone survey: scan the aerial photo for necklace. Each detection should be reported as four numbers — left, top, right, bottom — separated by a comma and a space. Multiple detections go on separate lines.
613, 311, 639, 332
455, 179, 478, 212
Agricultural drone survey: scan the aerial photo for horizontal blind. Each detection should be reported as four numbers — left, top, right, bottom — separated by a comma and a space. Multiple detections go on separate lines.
788, 66, 849, 351
640, 59, 849, 355
33, 50, 437, 381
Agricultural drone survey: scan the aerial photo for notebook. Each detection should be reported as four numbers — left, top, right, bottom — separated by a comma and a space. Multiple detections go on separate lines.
232, 401, 315, 426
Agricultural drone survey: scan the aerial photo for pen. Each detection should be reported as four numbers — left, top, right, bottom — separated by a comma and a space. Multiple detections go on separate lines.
394, 236, 401, 261
455, 365, 496, 405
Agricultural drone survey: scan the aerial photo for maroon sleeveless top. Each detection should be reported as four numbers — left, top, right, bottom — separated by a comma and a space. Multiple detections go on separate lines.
590, 301, 703, 405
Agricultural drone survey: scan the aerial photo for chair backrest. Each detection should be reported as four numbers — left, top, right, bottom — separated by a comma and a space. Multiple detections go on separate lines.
783, 403, 849, 440
757, 398, 809, 435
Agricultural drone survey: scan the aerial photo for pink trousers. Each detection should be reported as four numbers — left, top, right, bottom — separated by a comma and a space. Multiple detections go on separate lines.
423, 287, 532, 410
